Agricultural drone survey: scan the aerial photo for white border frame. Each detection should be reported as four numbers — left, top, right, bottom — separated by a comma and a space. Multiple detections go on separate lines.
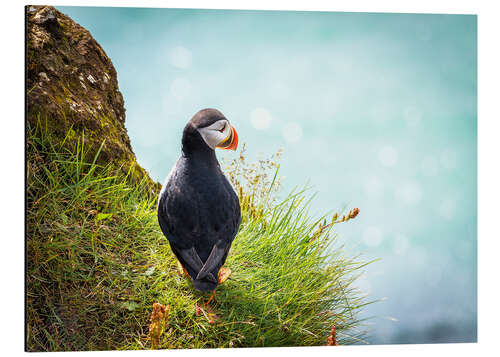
4, 1, 499, 356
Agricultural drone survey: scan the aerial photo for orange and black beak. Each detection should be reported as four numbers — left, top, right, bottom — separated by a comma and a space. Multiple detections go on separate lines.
216, 125, 239, 151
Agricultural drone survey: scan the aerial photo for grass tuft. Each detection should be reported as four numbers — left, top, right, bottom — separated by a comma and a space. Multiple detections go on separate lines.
26, 119, 373, 351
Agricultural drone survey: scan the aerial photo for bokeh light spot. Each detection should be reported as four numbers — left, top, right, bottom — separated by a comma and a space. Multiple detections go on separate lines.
364, 176, 383, 196
393, 233, 410, 256
440, 149, 458, 169
409, 247, 429, 270
356, 275, 372, 294
282, 122, 303, 143
379, 146, 399, 167
169, 46, 192, 69
403, 107, 422, 128
163, 95, 182, 115
250, 108, 272, 130
397, 181, 422, 205
439, 198, 457, 220
421, 156, 439, 177
268, 81, 290, 100
170, 78, 191, 100
363, 226, 384, 247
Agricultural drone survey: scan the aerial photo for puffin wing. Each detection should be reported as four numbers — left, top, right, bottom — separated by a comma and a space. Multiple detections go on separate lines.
158, 198, 219, 284
193, 174, 241, 281
157, 165, 213, 278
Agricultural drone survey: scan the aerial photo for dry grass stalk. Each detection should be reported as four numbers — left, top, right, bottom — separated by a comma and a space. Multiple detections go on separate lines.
327, 325, 339, 346
148, 302, 170, 349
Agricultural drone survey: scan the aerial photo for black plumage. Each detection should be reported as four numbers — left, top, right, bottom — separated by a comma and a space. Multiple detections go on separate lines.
157, 109, 241, 292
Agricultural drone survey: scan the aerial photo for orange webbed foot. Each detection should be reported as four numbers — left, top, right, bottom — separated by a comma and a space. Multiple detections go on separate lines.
177, 261, 190, 278
218, 266, 231, 284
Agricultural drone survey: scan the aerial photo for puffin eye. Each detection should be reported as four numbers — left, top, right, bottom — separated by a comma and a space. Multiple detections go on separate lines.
218, 124, 226, 133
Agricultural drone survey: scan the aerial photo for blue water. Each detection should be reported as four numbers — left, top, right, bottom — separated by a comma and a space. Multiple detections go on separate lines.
57, 6, 477, 344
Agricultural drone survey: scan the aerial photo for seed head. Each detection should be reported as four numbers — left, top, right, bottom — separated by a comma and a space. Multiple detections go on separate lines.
327, 324, 339, 346
349, 207, 360, 219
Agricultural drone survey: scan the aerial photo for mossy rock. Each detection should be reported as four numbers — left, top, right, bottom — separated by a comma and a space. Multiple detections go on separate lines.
26, 5, 160, 193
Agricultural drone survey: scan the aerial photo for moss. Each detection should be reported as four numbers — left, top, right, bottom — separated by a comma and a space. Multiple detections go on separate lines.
27, 6, 160, 195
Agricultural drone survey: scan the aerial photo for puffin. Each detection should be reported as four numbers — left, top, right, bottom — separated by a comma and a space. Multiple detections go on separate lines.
157, 108, 241, 293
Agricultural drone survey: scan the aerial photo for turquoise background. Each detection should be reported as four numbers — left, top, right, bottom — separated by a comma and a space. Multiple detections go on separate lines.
57, 6, 477, 344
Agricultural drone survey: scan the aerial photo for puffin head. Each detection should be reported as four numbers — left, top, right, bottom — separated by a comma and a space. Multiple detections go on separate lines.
183, 108, 239, 152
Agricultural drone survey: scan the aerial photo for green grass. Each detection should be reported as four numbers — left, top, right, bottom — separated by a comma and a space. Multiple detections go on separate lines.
26, 119, 374, 351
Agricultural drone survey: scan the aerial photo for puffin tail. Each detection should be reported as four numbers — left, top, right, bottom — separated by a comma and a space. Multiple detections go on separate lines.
193, 277, 218, 292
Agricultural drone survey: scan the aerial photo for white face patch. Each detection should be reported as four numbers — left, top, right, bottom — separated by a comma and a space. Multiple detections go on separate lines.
197, 119, 231, 150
